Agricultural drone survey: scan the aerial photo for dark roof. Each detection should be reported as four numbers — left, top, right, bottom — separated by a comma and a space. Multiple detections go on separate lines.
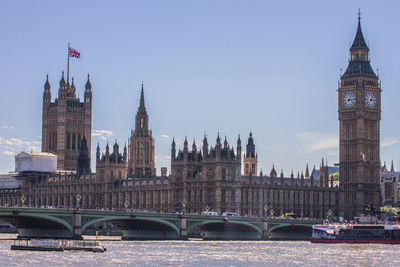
351, 18, 368, 51
342, 18, 377, 79
342, 60, 377, 78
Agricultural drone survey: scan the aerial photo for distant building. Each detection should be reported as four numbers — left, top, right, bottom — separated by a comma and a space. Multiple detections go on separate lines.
380, 161, 400, 205
243, 133, 257, 176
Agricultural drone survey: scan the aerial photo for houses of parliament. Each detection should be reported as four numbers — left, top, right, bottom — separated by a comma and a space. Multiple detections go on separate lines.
0, 15, 386, 219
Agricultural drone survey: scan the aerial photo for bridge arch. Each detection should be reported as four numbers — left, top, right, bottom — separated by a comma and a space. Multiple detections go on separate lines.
268, 223, 313, 233
0, 212, 74, 236
268, 223, 313, 240
187, 219, 262, 237
81, 216, 180, 237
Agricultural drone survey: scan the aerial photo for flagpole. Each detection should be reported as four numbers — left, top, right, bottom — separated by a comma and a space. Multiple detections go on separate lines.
67, 42, 70, 87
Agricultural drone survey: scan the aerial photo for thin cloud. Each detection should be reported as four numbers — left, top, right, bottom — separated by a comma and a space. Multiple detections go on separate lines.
0, 136, 40, 156
2, 151, 14, 156
92, 129, 113, 140
2, 126, 14, 129
160, 134, 170, 139
297, 132, 338, 153
381, 138, 400, 148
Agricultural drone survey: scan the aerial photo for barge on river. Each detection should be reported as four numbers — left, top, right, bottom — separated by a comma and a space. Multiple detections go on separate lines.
312, 224, 400, 244
11, 239, 106, 252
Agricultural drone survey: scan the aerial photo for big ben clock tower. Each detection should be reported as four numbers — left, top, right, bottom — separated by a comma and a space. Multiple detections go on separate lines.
338, 13, 381, 218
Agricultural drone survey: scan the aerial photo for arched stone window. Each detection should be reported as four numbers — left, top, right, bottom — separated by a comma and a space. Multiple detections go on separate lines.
67, 132, 71, 149
72, 133, 76, 149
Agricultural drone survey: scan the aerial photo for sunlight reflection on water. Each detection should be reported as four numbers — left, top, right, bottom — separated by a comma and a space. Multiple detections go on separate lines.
0, 234, 399, 266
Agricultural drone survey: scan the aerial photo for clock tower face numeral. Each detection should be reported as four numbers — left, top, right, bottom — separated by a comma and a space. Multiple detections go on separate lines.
365, 91, 377, 109
343, 91, 355, 109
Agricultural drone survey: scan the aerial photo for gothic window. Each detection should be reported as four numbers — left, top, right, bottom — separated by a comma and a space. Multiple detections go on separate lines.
207, 190, 213, 202
231, 189, 235, 206
188, 190, 192, 202
139, 142, 143, 163
194, 190, 197, 203
53, 132, 57, 150
150, 192, 153, 205
199, 190, 203, 202
48, 133, 52, 150
136, 142, 140, 164
207, 168, 214, 180
67, 132, 71, 149
143, 192, 147, 205
146, 142, 150, 164
157, 191, 161, 205
221, 189, 226, 203
221, 168, 226, 181
165, 191, 168, 204
78, 133, 81, 149
140, 118, 143, 128
231, 168, 236, 182
72, 133, 76, 150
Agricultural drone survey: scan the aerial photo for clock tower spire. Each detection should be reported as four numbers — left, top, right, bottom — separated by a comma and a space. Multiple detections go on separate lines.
338, 13, 381, 218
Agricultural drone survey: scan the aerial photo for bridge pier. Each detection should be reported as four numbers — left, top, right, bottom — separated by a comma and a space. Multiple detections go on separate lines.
73, 210, 83, 240
262, 219, 269, 240
180, 215, 187, 240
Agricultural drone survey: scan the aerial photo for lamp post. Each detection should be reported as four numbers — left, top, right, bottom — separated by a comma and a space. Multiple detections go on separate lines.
124, 200, 129, 211
327, 209, 333, 222
264, 204, 268, 218
76, 194, 81, 210
204, 205, 210, 213
20, 195, 26, 207
182, 201, 187, 215
270, 208, 275, 217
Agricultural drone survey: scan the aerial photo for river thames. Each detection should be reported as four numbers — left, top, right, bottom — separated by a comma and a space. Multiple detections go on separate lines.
0, 234, 399, 266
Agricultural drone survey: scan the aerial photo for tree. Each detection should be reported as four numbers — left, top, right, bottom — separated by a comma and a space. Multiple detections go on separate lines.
329, 171, 339, 181
380, 205, 399, 216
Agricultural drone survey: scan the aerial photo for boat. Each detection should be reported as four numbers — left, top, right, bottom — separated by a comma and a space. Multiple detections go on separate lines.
311, 224, 400, 244
11, 239, 106, 252
11, 240, 64, 251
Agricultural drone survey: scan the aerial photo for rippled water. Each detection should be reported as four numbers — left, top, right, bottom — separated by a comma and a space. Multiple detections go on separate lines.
1, 234, 399, 266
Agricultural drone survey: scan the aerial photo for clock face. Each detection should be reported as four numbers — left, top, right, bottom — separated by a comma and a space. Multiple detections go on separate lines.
343, 91, 355, 109
365, 91, 377, 109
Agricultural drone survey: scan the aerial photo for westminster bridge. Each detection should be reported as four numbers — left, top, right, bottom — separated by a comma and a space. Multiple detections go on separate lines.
0, 208, 321, 240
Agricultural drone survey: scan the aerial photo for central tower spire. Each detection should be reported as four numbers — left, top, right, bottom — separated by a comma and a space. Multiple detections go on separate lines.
139, 81, 145, 109
128, 83, 155, 177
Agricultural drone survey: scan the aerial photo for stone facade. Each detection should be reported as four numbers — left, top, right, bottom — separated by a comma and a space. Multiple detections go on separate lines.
41, 73, 92, 171
338, 16, 381, 218
96, 142, 128, 181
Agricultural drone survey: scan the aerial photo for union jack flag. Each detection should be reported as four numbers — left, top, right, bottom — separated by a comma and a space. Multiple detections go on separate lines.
68, 47, 80, 58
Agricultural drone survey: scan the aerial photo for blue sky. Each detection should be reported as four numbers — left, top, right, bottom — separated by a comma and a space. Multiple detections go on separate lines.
0, 1, 399, 175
